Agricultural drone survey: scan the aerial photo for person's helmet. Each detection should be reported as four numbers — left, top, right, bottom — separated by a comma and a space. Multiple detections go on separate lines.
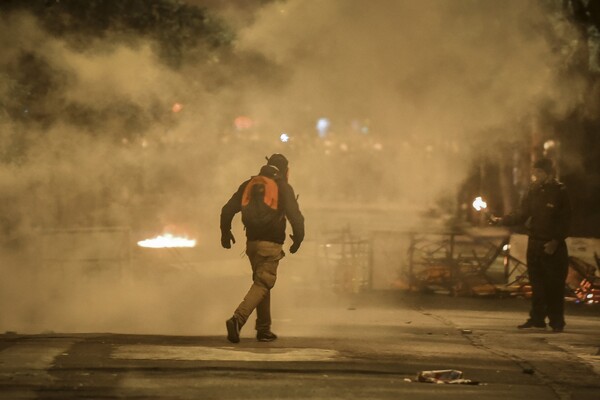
266, 153, 289, 181
259, 164, 279, 179
266, 153, 288, 173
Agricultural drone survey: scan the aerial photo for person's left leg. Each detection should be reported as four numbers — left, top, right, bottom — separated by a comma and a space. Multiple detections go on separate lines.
524, 240, 548, 327
255, 289, 278, 341
255, 289, 271, 332
233, 241, 283, 330
544, 241, 569, 332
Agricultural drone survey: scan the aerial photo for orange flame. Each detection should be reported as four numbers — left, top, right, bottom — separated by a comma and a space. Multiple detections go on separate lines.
137, 233, 196, 248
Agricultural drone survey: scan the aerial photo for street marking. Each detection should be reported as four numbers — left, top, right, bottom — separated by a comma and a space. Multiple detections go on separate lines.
112, 345, 341, 362
0, 339, 75, 400
0, 340, 73, 371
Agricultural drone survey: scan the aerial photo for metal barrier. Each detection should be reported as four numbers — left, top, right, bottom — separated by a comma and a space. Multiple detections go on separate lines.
316, 227, 371, 293
405, 232, 508, 296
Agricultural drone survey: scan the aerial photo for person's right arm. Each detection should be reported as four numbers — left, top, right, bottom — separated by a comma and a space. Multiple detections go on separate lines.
502, 189, 531, 226
220, 182, 246, 248
490, 189, 531, 227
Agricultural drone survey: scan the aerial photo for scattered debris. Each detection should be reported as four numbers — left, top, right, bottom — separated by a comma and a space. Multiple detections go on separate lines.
417, 369, 461, 383
415, 369, 481, 385
522, 368, 535, 375
460, 329, 473, 334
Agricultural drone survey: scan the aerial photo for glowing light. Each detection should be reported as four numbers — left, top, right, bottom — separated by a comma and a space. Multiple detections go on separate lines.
316, 118, 330, 138
543, 140, 556, 151
503, 244, 511, 251
234, 116, 254, 130
472, 196, 488, 211
280, 133, 290, 142
137, 233, 196, 248
531, 174, 538, 183
586, 293, 594, 299
172, 102, 184, 113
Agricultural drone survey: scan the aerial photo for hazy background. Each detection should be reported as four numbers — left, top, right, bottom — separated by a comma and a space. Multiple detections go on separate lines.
0, 0, 585, 335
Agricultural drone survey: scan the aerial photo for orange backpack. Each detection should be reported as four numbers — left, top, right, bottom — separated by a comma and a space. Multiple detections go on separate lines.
241, 175, 280, 229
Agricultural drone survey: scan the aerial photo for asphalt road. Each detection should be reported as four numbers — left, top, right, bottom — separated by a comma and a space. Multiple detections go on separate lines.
1, 292, 599, 400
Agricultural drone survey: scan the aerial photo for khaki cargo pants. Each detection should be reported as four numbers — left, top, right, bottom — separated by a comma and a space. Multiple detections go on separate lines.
234, 241, 285, 332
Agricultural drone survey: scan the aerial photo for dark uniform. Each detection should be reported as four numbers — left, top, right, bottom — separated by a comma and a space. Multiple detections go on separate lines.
501, 178, 571, 330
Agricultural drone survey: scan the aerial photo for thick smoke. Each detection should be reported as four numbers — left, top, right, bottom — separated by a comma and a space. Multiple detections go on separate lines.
0, 1, 579, 335
233, 0, 573, 204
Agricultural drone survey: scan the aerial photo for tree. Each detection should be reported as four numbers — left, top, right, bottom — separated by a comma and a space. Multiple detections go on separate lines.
0, 0, 235, 150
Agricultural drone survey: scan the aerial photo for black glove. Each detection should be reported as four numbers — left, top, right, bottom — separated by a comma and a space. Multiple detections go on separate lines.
221, 230, 236, 249
289, 234, 301, 254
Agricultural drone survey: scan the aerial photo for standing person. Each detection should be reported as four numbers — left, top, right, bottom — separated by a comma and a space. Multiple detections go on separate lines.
220, 154, 305, 343
490, 158, 571, 332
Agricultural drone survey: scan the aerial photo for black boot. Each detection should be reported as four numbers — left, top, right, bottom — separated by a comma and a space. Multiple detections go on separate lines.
226, 316, 241, 343
517, 320, 546, 329
256, 330, 278, 342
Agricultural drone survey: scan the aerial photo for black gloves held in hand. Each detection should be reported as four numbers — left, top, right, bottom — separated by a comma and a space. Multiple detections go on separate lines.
289, 234, 302, 254
221, 230, 236, 249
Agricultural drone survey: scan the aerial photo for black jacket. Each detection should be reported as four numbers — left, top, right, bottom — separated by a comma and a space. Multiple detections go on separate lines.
220, 175, 305, 245
501, 179, 571, 241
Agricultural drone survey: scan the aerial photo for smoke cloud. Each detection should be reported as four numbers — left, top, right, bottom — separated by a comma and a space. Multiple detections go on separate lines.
0, 1, 580, 335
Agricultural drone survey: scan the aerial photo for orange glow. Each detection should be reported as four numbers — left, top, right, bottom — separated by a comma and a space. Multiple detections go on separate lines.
172, 102, 184, 113
234, 116, 254, 130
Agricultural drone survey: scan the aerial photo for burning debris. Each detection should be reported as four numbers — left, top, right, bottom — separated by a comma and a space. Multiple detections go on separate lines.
566, 257, 600, 304
137, 233, 196, 249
